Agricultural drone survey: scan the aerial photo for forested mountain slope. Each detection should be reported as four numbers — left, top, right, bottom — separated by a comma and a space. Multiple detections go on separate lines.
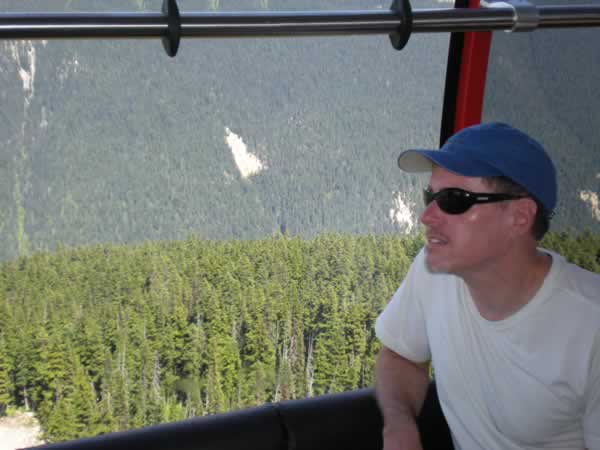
0, 0, 442, 262
1, 0, 598, 262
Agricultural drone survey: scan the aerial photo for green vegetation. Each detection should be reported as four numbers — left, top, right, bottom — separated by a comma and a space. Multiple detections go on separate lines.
0, 233, 417, 442
1, 231, 599, 442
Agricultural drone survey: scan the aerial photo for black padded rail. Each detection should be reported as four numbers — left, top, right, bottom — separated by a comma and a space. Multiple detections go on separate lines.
29, 404, 285, 450
278, 388, 383, 450
29, 384, 452, 450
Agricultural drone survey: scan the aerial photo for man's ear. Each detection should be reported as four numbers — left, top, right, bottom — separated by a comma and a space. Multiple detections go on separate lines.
511, 197, 537, 237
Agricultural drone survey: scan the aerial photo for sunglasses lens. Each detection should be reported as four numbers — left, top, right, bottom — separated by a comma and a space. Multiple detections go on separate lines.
438, 190, 472, 214
424, 189, 473, 215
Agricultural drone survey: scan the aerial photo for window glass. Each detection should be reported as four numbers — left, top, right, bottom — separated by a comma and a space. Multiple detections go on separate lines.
482, 0, 600, 233
0, 0, 448, 444
0, 0, 448, 259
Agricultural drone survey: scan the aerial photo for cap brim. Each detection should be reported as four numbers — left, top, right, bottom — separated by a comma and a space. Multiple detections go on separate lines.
397, 149, 442, 173
398, 149, 502, 177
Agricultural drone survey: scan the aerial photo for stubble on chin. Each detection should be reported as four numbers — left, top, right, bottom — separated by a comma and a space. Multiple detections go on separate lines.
424, 247, 440, 273
424, 247, 451, 275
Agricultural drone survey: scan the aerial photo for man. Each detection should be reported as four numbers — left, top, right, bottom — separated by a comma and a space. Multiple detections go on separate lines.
375, 123, 600, 450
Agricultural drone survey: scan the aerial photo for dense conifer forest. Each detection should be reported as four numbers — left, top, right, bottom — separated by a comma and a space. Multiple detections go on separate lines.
0, 231, 599, 443
2, 0, 600, 263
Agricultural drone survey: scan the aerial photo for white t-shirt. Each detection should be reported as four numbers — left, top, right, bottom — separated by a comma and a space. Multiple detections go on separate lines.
376, 248, 600, 450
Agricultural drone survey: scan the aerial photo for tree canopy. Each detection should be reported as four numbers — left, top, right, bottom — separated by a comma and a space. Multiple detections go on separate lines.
0, 231, 598, 442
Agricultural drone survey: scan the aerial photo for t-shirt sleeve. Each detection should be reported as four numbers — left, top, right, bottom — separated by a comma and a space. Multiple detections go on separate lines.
375, 249, 431, 363
584, 333, 600, 450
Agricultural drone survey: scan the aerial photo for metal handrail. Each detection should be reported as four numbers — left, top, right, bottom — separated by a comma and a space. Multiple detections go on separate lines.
2, 6, 600, 38
0, 2, 599, 55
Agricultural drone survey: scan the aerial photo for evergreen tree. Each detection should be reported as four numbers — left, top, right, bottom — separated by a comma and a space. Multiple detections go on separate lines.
75, 316, 106, 385
203, 337, 227, 414
312, 287, 347, 395
69, 356, 99, 438
95, 372, 117, 435
44, 390, 78, 443
240, 288, 276, 405
12, 327, 36, 411
0, 337, 13, 415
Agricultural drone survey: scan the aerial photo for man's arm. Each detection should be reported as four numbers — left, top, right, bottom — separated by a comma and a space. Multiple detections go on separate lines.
375, 346, 430, 450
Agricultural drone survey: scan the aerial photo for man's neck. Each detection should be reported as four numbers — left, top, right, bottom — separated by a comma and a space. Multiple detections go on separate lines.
463, 248, 552, 322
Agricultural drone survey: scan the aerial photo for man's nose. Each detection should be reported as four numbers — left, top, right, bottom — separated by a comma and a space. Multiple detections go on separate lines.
420, 200, 444, 226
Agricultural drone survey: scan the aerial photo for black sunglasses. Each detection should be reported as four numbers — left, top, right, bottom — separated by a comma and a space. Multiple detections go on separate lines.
423, 187, 527, 215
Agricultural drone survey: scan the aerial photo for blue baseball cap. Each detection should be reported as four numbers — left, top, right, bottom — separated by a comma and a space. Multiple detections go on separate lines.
397, 122, 557, 216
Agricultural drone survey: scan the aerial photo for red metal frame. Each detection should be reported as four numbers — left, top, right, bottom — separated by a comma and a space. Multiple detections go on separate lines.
453, 0, 493, 133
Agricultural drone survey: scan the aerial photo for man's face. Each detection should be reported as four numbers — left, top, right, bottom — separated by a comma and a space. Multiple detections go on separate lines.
420, 166, 514, 277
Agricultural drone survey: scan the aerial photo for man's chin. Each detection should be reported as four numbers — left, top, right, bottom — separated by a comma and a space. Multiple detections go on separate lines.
426, 261, 446, 274
424, 248, 451, 274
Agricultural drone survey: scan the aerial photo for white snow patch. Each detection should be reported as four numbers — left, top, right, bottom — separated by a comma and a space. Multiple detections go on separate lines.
389, 192, 417, 233
225, 127, 267, 178
9, 41, 37, 106
0, 411, 45, 450
580, 190, 600, 221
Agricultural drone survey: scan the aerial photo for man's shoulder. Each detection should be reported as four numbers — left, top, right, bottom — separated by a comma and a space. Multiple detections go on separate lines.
547, 249, 600, 318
